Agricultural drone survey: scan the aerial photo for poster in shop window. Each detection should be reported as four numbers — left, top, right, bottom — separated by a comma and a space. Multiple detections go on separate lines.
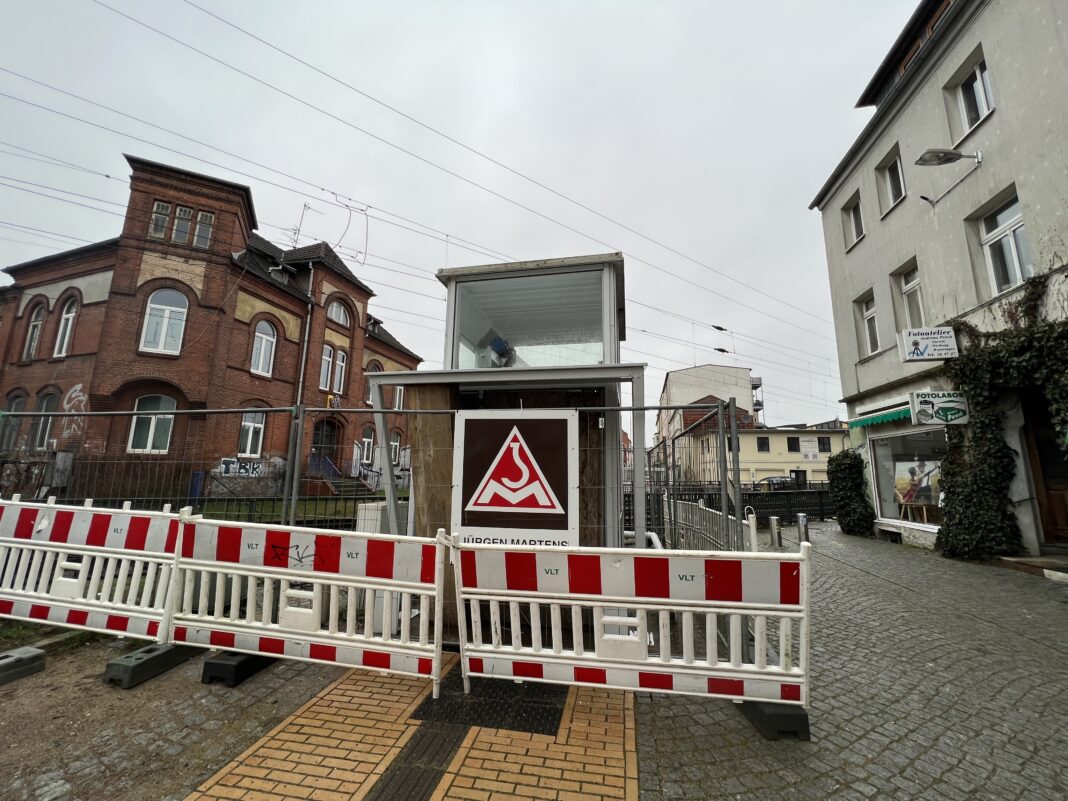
451, 410, 579, 546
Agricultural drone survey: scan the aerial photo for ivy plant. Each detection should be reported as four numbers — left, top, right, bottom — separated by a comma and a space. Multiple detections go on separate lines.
937, 272, 1068, 559
828, 448, 876, 537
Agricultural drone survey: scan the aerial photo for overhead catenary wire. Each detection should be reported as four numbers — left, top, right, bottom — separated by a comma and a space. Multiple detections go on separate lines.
178, 0, 833, 326
81, 1, 837, 337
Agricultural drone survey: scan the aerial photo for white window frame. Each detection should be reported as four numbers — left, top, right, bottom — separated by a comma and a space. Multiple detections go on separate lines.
172, 206, 193, 245
0, 395, 26, 452
53, 298, 77, 358
31, 392, 56, 451
238, 411, 265, 458
319, 344, 334, 390
333, 350, 347, 394
365, 363, 382, 404
957, 59, 994, 134
127, 395, 176, 455
843, 196, 865, 247
884, 156, 906, 208
390, 431, 401, 465
861, 297, 880, 355
23, 304, 44, 361
980, 198, 1032, 295
250, 320, 276, 377
361, 427, 375, 465
900, 268, 925, 329
394, 386, 404, 411
139, 289, 188, 355
149, 201, 170, 238
193, 211, 214, 249
326, 301, 351, 327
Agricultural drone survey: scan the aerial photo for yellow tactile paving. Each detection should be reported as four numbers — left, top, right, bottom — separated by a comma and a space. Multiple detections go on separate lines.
185, 663, 440, 801
431, 687, 638, 801
185, 659, 637, 801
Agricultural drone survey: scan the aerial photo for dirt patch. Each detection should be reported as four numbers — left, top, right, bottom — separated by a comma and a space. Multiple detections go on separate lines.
0, 636, 342, 801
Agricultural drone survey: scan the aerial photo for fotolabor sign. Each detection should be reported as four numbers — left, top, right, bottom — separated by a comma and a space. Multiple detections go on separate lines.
452, 410, 579, 547
910, 391, 969, 425
899, 327, 959, 362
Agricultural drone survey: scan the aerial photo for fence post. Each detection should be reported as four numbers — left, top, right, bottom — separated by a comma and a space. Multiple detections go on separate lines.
287, 405, 306, 526
770, 515, 781, 548
818, 491, 825, 521
746, 512, 758, 552
797, 512, 809, 545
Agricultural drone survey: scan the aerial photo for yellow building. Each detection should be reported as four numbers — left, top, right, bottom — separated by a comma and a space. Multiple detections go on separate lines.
684, 424, 850, 486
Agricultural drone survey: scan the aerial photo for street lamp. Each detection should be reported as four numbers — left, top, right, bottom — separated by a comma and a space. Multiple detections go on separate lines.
915, 148, 983, 207
915, 148, 983, 167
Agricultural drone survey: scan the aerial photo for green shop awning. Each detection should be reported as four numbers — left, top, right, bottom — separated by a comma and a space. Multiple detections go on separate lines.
847, 406, 911, 429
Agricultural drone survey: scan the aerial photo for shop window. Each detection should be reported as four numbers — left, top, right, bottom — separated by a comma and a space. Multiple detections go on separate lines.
870, 429, 948, 524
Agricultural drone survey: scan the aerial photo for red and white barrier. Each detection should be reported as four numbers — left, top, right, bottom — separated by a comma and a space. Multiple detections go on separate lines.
170, 519, 447, 695
0, 495, 187, 642
451, 539, 811, 706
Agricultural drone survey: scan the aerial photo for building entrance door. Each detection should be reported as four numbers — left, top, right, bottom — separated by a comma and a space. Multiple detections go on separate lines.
790, 469, 808, 489
1023, 393, 1068, 544
312, 419, 340, 471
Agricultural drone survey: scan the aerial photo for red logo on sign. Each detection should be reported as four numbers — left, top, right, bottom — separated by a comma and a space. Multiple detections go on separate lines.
466, 426, 564, 514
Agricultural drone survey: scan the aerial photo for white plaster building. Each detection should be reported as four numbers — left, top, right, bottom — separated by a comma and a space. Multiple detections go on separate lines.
810, 0, 1068, 552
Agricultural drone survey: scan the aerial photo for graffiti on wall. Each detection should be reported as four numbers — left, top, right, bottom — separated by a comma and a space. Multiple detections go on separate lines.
61, 384, 89, 438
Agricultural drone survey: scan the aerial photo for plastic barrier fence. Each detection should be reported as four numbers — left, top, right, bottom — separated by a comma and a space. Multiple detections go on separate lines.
450, 539, 811, 706
170, 519, 447, 696
0, 496, 186, 641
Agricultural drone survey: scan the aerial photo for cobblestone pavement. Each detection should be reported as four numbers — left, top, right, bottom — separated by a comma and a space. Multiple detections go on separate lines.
0, 637, 342, 801
636, 523, 1068, 801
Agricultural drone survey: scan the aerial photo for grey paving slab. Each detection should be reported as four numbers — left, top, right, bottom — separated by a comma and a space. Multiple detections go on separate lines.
636, 523, 1068, 801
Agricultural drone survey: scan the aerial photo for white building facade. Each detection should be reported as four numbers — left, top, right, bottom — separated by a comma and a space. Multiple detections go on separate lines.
811, 0, 1068, 552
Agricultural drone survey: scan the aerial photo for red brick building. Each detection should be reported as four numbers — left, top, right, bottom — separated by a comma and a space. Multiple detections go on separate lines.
0, 156, 420, 501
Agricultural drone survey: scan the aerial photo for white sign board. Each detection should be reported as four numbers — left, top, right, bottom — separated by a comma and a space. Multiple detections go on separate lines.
899, 327, 959, 362
452, 410, 579, 547
910, 391, 969, 425
800, 437, 820, 462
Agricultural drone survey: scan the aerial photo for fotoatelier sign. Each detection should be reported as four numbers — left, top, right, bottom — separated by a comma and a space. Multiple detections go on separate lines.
452, 410, 579, 547
910, 391, 970, 425
899, 327, 960, 362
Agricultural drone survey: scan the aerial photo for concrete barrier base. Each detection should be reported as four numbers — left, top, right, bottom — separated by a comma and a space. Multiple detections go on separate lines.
0, 646, 45, 686
738, 701, 811, 741
103, 644, 202, 689
201, 651, 275, 687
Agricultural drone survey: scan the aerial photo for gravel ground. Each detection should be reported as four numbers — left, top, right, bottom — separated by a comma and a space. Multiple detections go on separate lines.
0, 636, 342, 801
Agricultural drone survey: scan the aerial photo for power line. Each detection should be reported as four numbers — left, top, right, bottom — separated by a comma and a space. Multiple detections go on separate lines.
85, 1, 837, 337
179, 0, 833, 326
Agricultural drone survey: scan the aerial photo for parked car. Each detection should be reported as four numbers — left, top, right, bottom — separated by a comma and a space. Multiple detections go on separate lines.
753, 476, 795, 492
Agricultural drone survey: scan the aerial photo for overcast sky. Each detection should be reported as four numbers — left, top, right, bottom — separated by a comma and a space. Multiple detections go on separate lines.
0, 0, 918, 433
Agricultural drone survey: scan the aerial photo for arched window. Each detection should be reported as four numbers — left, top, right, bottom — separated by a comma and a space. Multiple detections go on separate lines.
127, 395, 177, 454
365, 362, 382, 404
390, 431, 402, 465
333, 350, 347, 394
250, 320, 276, 376
140, 289, 188, 354
361, 426, 376, 465
238, 411, 265, 457
0, 394, 26, 452
326, 301, 351, 327
53, 298, 77, 358
31, 391, 57, 451
22, 304, 45, 361
319, 344, 334, 390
